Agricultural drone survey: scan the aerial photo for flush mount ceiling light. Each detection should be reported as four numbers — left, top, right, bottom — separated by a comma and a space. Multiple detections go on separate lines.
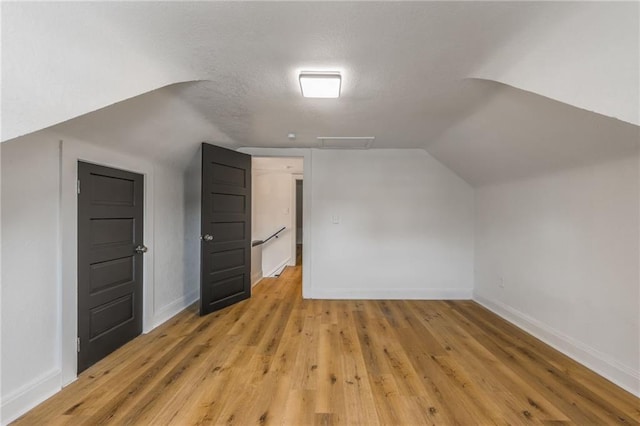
299, 71, 341, 98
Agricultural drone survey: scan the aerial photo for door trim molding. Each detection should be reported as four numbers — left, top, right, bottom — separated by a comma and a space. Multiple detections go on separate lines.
60, 138, 156, 386
237, 148, 313, 298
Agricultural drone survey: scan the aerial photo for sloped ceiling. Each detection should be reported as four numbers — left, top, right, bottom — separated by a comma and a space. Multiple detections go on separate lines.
47, 82, 235, 169
429, 79, 639, 186
2, 1, 638, 184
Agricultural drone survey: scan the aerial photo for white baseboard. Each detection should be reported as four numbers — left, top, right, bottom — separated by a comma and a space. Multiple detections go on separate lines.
1, 369, 61, 425
311, 287, 473, 300
153, 289, 199, 329
264, 258, 291, 278
473, 292, 640, 397
251, 270, 263, 287
0, 293, 201, 426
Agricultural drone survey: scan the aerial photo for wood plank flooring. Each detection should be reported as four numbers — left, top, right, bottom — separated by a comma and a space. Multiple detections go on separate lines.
14, 262, 639, 425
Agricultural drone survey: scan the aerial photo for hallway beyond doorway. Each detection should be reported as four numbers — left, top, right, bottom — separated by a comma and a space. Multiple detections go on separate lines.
252, 157, 303, 281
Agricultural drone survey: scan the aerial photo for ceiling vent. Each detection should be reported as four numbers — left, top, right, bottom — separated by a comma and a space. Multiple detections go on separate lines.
317, 136, 375, 150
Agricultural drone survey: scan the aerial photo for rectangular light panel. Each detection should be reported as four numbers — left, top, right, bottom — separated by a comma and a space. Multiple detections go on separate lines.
299, 72, 341, 98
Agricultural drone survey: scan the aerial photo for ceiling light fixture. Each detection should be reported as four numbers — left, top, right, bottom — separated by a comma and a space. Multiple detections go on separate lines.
299, 71, 341, 98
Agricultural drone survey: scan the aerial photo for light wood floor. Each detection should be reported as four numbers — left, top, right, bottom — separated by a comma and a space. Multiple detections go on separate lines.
15, 263, 639, 425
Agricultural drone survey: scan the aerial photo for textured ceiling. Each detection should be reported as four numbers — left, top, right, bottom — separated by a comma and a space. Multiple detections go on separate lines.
2, 1, 638, 185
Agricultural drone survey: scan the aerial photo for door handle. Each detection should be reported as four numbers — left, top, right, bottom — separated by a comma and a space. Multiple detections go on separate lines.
202, 234, 214, 242
135, 245, 148, 254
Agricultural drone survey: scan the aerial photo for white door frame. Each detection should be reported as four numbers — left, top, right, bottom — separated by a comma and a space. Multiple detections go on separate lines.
60, 138, 155, 386
238, 148, 313, 298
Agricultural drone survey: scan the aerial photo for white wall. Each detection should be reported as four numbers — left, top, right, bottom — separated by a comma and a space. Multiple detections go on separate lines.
253, 172, 296, 277
0, 131, 198, 424
183, 148, 202, 310
152, 165, 198, 324
310, 149, 474, 299
1, 135, 62, 419
474, 154, 640, 396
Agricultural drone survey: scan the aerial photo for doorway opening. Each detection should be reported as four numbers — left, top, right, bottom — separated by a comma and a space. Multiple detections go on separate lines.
295, 178, 303, 267
251, 157, 304, 291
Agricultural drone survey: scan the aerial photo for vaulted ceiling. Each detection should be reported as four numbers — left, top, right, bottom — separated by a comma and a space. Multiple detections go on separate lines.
2, 1, 638, 185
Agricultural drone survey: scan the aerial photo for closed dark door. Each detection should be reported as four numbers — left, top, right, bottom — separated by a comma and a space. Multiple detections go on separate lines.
200, 143, 252, 316
77, 162, 144, 373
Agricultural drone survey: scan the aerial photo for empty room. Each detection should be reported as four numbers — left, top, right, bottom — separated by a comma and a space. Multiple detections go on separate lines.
1, 1, 639, 425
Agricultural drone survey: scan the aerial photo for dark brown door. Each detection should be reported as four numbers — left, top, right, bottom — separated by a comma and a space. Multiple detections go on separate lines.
77, 162, 144, 373
200, 143, 252, 316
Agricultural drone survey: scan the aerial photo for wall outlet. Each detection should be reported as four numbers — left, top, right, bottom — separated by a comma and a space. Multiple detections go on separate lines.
332, 215, 340, 224
498, 275, 505, 289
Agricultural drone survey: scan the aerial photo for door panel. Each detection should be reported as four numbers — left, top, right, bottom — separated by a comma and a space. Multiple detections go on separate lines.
210, 248, 245, 271
90, 218, 134, 246
211, 193, 246, 213
200, 144, 252, 315
89, 294, 134, 338
211, 222, 245, 242
78, 162, 144, 373
90, 174, 135, 205
89, 257, 134, 293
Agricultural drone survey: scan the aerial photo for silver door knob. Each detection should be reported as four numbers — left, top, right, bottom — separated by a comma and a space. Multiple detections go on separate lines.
202, 234, 214, 242
135, 245, 148, 254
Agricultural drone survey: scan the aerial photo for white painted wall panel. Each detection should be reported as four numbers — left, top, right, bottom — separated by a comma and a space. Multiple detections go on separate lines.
474, 154, 640, 395
1, 135, 61, 418
182, 148, 202, 316
310, 149, 474, 299
153, 166, 194, 314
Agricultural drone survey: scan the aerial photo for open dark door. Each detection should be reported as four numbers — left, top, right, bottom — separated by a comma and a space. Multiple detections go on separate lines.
77, 162, 145, 373
200, 143, 252, 316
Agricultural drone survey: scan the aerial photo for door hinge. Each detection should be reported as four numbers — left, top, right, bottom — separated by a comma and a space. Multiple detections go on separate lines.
77, 179, 81, 195
77, 337, 81, 353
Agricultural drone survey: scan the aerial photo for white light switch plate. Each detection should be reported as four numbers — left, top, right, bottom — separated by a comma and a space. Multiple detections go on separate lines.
332, 215, 340, 224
